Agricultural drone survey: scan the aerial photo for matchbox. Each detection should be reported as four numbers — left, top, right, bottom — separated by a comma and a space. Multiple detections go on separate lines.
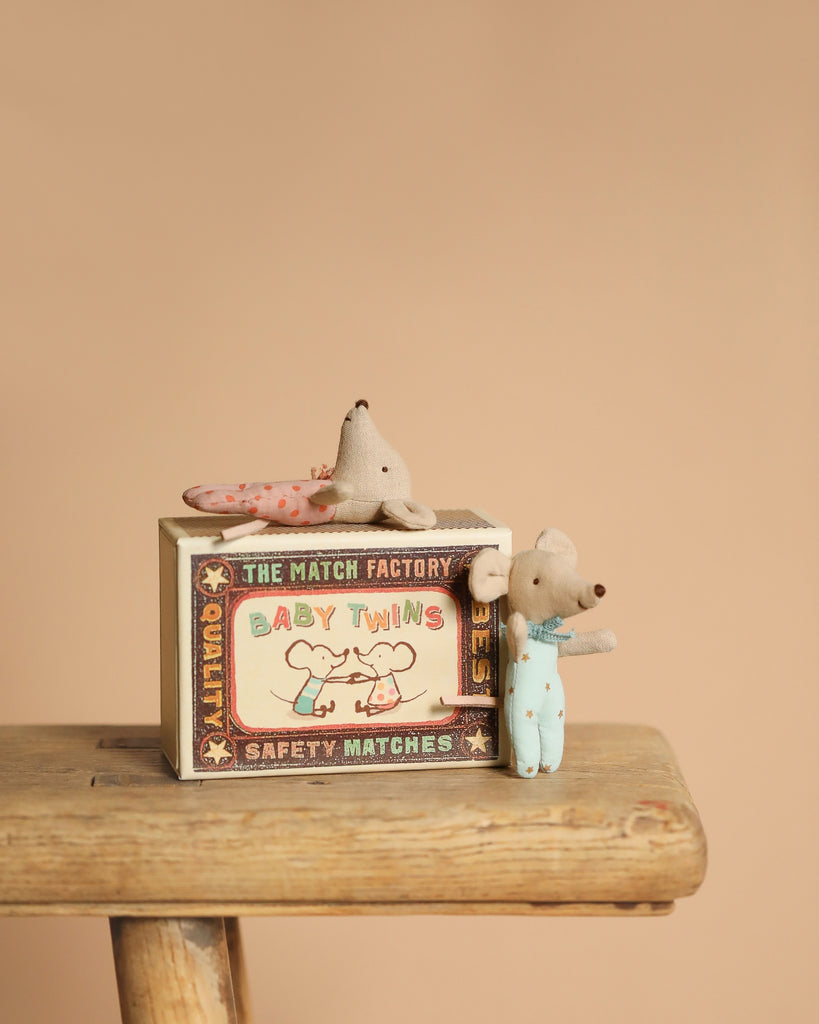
159, 510, 511, 778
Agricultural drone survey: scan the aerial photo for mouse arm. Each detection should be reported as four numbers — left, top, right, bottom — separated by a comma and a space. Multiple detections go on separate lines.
558, 629, 617, 658
307, 479, 355, 505
505, 610, 529, 664
379, 498, 437, 530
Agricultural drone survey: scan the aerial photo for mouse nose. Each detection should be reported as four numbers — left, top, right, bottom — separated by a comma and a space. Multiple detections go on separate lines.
355, 398, 369, 409
594, 584, 606, 598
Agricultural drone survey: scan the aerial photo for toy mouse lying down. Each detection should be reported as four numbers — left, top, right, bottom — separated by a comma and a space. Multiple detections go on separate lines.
183, 399, 436, 540
444, 528, 616, 778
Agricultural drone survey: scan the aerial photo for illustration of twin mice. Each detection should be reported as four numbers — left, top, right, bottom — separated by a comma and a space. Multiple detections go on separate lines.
284, 639, 419, 718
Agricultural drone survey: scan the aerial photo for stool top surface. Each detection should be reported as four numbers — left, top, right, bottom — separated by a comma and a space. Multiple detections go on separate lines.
0, 723, 706, 916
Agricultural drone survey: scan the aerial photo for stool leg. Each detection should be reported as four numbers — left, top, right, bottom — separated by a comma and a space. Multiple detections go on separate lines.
225, 918, 253, 1023
110, 917, 238, 1024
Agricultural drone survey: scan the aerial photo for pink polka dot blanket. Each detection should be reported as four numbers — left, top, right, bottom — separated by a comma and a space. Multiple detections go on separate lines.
183, 480, 335, 527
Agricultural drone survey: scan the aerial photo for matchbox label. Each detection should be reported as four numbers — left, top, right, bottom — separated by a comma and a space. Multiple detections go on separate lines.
189, 546, 500, 773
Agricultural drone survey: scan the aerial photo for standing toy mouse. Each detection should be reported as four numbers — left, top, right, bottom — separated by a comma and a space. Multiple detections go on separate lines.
468, 528, 616, 778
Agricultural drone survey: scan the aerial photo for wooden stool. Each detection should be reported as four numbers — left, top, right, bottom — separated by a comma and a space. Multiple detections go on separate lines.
0, 724, 706, 1023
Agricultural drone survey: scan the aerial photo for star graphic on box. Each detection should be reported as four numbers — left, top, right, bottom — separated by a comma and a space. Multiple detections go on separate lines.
201, 563, 230, 593
202, 737, 233, 765
465, 727, 490, 754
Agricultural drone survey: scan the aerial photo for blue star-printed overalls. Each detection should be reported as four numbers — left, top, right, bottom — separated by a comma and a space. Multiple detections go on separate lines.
503, 617, 572, 778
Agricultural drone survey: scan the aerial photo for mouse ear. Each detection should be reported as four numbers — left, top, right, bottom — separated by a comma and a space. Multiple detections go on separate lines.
390, 642, 417, 672
469, 548, 512, 603
285, 639, 312, 669
534, 528, 578, 568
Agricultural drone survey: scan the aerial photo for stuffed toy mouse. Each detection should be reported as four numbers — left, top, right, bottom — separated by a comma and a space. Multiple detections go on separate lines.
468, 528, 616, 778
183, 399, 436, 539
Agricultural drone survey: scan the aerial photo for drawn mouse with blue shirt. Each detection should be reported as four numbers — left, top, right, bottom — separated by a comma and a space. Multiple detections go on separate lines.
284, 640, 347, 717
468, 529, 616, 778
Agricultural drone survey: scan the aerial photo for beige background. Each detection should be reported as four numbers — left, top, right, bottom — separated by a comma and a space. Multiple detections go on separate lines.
1, 2, 816, 1021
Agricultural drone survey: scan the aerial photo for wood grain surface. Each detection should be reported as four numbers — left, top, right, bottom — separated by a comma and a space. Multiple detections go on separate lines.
0, 724, 706, 915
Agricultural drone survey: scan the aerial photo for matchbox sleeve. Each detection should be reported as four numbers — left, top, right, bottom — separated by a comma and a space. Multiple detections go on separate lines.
159, 510, 511, 778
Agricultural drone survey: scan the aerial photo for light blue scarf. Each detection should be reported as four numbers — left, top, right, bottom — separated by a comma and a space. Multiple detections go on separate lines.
501, 616, 575, 645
